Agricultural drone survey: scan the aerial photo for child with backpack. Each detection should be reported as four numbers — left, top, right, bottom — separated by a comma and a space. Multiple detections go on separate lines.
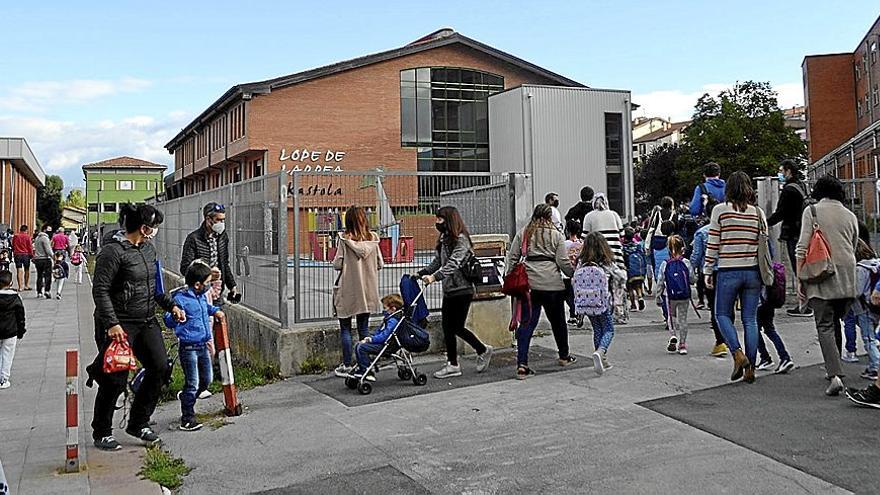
51, 251, 69, 300
622, 228, 647, 311
755, 240, 795, 374
563, 220, 584, 326
574, 232, 626, 375
850, 240, 880, 380
0, 270, 26, 389
655, 235, 693, 354
70, 245, 84, 284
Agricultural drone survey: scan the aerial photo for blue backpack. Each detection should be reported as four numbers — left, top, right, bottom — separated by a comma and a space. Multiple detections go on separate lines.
626, 248, 647, 279
664, 257, 691, 301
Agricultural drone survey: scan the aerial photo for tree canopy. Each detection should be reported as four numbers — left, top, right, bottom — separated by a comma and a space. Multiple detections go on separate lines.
37, 175, 64, 230
64, 189, 86, 209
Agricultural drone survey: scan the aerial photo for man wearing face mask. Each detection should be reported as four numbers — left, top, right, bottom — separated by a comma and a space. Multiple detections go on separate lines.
545, 192, 563, 232
180, 202, 238, 304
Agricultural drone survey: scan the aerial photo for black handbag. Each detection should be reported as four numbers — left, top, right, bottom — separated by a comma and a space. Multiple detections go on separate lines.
460, 251, 483, 283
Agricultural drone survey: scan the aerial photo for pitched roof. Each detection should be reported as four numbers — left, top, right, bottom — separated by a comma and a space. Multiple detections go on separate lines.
82, 156, 167, 170
633, 121, 690, 144
165, 28, 584, 150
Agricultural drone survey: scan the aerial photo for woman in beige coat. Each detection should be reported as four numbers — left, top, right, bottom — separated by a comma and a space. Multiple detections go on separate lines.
332, 207, 383, 376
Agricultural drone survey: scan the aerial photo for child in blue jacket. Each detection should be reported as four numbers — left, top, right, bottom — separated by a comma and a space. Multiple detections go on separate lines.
164, 260, 224, 431
353, 294, 404, 379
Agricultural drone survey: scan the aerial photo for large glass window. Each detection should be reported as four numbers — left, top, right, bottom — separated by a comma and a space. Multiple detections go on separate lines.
604, 113, 624, 214
401, 67, 504, 173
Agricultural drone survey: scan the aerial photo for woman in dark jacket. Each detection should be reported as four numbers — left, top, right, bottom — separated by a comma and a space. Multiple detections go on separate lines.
418, 206, 493, 379
88, 204, 184, 451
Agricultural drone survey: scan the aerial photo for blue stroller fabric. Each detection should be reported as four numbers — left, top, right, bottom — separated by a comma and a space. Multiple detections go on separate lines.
400, 275, 429, 323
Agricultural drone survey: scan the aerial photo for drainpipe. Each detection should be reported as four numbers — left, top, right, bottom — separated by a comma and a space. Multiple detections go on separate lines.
850, 145, 857, 210
1, 160, 6, 224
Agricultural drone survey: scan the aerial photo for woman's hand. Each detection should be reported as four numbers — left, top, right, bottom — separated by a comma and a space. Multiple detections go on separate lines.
171, 306, 186, 322
421, 274, 436, 285
704, 275, 714, 290
107, 324, 126, 343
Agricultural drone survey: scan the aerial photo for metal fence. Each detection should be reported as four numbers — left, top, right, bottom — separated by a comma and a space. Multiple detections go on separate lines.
152, 172, 288, 326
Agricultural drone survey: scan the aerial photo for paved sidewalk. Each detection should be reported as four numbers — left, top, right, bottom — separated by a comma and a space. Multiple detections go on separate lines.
0, 270, 162, 494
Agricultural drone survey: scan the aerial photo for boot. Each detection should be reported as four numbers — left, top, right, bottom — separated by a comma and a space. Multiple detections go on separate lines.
731, 349, 749, 381
743, 365, 755, 383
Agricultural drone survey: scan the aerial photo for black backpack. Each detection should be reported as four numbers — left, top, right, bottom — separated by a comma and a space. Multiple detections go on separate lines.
699, 183, 719, 216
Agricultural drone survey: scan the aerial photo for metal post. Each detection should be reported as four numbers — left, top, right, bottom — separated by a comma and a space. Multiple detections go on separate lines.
850, 145, 857, 210
277, 172, 289, 328
291, 173, 301, 324
507, 172, 517, 242
65, 349, 79, 473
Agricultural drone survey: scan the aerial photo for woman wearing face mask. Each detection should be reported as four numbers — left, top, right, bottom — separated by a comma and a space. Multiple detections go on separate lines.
88, 203, 185, 451
419, 206, 494, 379
180, 202, 238, 304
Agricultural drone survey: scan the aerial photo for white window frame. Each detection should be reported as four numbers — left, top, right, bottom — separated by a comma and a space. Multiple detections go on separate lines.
117, 180, 133, 191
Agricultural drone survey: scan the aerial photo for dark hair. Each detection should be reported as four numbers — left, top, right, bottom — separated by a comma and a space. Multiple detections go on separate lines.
704, 162, 721, 177
577, 232, 613, 266
344, 206, 371, 242
436, 206, 471, 247
118, 203, 163, 233
0, 270, 11, 288
545, 192, 558, 204
19, 225, 27, 232
203, 202, 226, 219
725, 171, 755, 212
565, 219, 582, 238
660, 196, 674, 209
580, 186, 594, 202
55, 251, 64, 258
660, 220, 676, 236
780, 159, 800, 175
624, 227, 635, 241
811, 175, 846, 203
856, 239, 876, 261
185, 260, 213, 287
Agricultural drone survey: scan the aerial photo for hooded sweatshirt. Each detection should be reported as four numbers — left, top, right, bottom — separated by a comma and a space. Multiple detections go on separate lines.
332, 232, 383, 318
34, 232, 53, 259
690, 177, 727, 217
0, 288, 26, 340
853, 258, 880, 316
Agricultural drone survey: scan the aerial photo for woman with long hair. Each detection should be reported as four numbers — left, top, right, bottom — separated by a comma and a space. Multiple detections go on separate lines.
505, 204, 576, 379
419, 206, 493, 378
704, 171, 766, 384
332, 206, 383, 377
88, 204, 184, 450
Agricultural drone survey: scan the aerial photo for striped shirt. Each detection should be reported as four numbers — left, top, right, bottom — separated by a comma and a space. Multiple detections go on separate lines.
583, 209, 625, 268
703, 204, 766, 275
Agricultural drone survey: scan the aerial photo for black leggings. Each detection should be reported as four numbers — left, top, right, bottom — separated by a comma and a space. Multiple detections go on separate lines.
34, 258, 52, 294
441, 292, 486, 366
90, 318, 168, 439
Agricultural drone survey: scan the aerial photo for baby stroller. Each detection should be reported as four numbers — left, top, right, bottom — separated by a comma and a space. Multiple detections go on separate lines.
343, 275, 431, 395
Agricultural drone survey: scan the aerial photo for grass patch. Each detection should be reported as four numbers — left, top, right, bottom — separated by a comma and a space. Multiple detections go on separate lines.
195, 409, 229, 430
298, 354, 328, 375
139, 445, 191, 490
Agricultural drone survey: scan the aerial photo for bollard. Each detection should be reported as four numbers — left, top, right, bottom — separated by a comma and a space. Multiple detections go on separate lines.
65, 350, 80, 473
213, 317, 242, 416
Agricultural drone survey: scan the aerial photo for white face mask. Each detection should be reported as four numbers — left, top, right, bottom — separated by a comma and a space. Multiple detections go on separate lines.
211, 221, 225, 235
144, 226, 158, 239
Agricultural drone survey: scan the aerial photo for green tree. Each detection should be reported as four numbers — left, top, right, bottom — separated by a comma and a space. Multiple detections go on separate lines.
634, 143, 685, 216
37, 175, 63, 230
677, 81, 806, 188
64, 189, 86, 209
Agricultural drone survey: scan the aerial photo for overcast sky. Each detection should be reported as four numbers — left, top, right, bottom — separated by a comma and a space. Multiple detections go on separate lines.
1, 1, 877, 189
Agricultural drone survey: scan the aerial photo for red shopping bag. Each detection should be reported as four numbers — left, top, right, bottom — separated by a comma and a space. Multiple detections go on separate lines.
103, 335, 137, 374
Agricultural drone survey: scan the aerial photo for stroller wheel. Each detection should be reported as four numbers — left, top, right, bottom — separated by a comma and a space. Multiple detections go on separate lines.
344, 377, 358, 389
398, 368, 413, 381
357, 382, 372, 395
413, 374, 428, 386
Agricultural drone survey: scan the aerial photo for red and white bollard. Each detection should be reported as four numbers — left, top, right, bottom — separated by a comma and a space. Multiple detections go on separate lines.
213, 317, 242, 416
65, 349, 79, 473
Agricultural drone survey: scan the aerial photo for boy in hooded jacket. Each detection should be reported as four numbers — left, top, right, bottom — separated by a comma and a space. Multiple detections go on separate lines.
0, 270, 26, 389
352, 294, 404, 380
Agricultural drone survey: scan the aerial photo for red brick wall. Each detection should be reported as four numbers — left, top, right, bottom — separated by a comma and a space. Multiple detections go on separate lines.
803, 54, 857, 163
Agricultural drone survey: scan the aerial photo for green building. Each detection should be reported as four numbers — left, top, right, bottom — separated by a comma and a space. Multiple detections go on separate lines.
82, 156, 166, 244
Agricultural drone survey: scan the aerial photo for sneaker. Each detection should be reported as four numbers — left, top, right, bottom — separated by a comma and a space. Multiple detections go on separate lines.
35, 291, 42, 298
786, 306, 814, 318
125, 426, 161, 446
433, 363, 462, 379
45, 293, 52, 299
576, 315, 584, 328
334, 364, 354, 377
841, 351, 859, 363
845, 384, 880, 409
756, 359, 774, 371
592, 351, 605, 376
825, 376, 844, 397
696, 303, 706, 310
567, 317, 578, 324
476, 345, 494, 373
775, 359, 795, 374
94, 436, 122, 451
176, 391, 182, 401
666, 336, 678, 353
601, 355, 613, 371
629, 304, 637, 311
860, 368, 879, 380
179, 420, 203, 431
558, 355, 577, 366
197, 390, 213, 399
711, 343, 728, 357
678, 343, 688, 355
56, 294, 62, 300
638, 299, 646, 312
516, 366, 535, 380
365, 372, 377, 382
0, 380, 10, 389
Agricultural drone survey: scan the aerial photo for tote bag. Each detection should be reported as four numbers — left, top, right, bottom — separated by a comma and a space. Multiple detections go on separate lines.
798, 205, 836, 284
756, 207, 775, 286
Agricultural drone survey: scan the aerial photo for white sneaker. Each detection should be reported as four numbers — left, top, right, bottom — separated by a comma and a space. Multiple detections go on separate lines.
0, 381, 10, 389
433, 363, 462, 379
334, 364, 354, 377
826, 376, 844, 396
841, 351, 859, 363
592, 351, 605, 376
197, 390, 213, 399
476, 346, 494, 373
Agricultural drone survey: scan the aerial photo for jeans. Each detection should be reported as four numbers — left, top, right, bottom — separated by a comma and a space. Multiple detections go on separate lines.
843, 311, 858, 354
441, 293, 485, 366
33, 258, 52, 295
854, 312, 880, 372
715, 269, 762, 365
91, 318, 168, 439
354, 341, 385, 372
179, 343, 213, 422
757, 302, 790, 363
589, 309, 614, 351
0, 337, 17, 383
810, 298, 852, 378
338, 314, 370, 366
517, 289, 569, 367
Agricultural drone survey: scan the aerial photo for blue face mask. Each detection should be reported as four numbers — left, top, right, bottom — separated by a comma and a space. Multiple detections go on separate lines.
777, 172, 786, 183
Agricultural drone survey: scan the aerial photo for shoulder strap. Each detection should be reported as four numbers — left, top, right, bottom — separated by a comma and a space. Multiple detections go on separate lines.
699, 183, 709, 195
809, 204, 819, 229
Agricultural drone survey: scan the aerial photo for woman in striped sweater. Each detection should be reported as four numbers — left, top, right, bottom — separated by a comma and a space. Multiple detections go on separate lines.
703, 171, 767, 384
583, 193, 627, 323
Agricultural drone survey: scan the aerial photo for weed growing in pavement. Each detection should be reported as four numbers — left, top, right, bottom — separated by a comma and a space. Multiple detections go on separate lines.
298, 354, 328, 374
195, 409, 229, 430
139, 445, 191, 490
